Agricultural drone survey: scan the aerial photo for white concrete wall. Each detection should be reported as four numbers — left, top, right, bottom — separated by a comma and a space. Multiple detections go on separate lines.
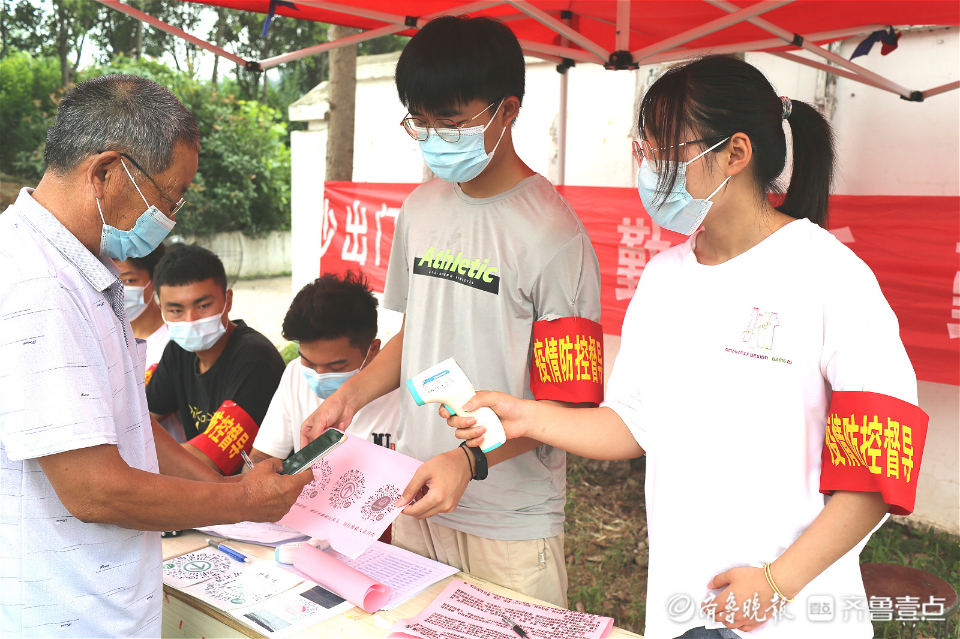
290, 29, 959, 532
185, 230, 291, 280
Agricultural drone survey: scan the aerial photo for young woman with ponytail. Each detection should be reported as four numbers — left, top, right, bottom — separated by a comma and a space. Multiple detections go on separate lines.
444, 56, 926, 639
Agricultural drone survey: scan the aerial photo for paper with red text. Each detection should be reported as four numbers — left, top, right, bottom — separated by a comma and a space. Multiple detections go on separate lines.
279, 433, 422, 558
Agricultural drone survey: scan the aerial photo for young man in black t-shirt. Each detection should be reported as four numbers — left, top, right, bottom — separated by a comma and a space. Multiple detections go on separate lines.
147, 245, 285, 474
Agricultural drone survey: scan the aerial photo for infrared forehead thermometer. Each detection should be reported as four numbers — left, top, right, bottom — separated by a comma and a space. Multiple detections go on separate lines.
406, 358, 506, 453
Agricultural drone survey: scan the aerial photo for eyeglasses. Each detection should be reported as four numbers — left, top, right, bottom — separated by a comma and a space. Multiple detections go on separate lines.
98, 149, 186, 216
632, 135, 726, 170
401, 101, 499, 143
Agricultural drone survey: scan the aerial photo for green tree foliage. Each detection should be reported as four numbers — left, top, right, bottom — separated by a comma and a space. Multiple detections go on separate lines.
79, 57, 291, 237
0, 51, 61, 176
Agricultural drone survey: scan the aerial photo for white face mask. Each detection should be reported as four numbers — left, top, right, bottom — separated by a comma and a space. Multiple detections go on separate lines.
164, 305, 227, 352
123, 284, 151, 322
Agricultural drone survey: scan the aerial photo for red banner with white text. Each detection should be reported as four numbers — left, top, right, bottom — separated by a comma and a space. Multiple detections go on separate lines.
320, 182, 959, 386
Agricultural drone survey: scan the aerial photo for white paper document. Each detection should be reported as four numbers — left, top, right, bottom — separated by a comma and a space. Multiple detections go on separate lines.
195, 521, 309, 546
180, 561, 304, 611
325, 541, 458, 610
162, 546, 238, 588
229, 582, 353, 639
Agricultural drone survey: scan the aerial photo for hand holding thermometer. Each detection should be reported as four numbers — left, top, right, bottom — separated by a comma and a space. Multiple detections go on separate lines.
406, 358, 506, 453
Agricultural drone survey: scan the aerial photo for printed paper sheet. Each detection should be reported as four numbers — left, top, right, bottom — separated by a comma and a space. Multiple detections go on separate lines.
279, 433, 422, 558
326, 541, 458, 610
393, 580, 614, 639
162, 546, 238, 588
180, 561, 303, 611
229, 583, 353, 639
195, 521, 309, 546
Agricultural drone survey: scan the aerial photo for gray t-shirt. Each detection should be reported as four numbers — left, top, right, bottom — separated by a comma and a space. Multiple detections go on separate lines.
382, 175, 601, 540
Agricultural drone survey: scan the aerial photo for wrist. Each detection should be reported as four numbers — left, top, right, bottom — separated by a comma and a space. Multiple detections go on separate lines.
449, 447, 473, 480
768, 559, 802, 601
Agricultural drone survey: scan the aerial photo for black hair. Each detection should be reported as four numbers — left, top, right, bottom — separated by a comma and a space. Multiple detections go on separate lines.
639, 55, 835, 227
282, 272, 378, 351
45, 74, 200, 176
153, 244, 227, 293
395, 15, 525, 115
126, 242, 167, 280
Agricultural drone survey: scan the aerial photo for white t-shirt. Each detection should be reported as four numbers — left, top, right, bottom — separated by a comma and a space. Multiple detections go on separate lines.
252, 359, 400, 458
0, 190, 162, 638
602, 219, 916, 639
144, 322, 169, 368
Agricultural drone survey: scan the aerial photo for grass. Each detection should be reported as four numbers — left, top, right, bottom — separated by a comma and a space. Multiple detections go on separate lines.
563, 455, 959, 638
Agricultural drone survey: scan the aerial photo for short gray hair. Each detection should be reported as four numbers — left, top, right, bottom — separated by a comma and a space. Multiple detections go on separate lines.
44, 74, 200, 176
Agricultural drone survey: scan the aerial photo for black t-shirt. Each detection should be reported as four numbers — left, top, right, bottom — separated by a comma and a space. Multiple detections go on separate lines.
147, 320, 286, 440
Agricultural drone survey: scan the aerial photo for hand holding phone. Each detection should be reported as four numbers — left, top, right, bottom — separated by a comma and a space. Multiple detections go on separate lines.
281, 429, 347, 475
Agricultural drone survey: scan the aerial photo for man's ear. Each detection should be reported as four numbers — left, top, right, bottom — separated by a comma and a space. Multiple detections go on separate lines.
85, 151, 123, 201
368, 338, 382, 359
501, 96, 522, 126
224, 288, 233, 317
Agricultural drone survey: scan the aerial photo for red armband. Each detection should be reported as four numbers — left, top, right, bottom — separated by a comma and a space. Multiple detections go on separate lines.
820, 391, 928, 515
144, 363, 157, 385
188, 401, 259, 475
529, 317, 604, 406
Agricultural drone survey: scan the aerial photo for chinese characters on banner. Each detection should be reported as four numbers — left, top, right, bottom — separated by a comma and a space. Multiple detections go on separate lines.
321, 182, 959, 386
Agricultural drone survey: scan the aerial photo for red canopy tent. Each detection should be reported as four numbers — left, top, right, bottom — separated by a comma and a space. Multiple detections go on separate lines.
97, 0, 959, 100
93, 0, 960, 385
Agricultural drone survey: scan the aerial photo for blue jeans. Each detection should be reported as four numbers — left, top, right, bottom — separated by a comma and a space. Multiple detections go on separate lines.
673, 627, 740, 639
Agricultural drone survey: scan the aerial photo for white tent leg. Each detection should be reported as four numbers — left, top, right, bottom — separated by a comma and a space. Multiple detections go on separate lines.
558, 71, 568, 186
923, 81, 960, 99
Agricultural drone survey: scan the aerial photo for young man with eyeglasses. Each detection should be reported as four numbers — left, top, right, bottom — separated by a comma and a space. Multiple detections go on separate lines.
300, 15, 603, 607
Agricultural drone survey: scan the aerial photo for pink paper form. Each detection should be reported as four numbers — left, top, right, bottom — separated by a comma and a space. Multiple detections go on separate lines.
393, 580, 614, 639
279, 433, 422, 558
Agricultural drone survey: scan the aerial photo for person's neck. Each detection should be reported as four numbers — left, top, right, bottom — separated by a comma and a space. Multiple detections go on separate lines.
31, 173, 102, 256
457, 139, 536, 199
196, 320, 237, 374
693, 191, 794, 266
131, 302, 164, 340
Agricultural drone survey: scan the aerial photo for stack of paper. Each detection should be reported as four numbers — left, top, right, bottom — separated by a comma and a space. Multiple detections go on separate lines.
391, 580, 615, 639
194, 521, 308, 547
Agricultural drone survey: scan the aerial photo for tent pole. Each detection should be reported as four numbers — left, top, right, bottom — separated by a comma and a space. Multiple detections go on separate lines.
558, 72, 568, 186
259, 22, 405, 69
707, 0, 916, 99
518, 39, 604, 64
615, 1, 630, 51
631, 0, 793, 64
923, 81, 960, 99
769, 51, 894, 93
507, 0, 610, 61
94, 0, 247, 66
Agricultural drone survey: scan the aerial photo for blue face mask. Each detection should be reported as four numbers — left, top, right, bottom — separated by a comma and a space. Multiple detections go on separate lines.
418, 100, 507, 183
97, 159, 176, 260
302, 364, 359, 400
636, 137, 730, 235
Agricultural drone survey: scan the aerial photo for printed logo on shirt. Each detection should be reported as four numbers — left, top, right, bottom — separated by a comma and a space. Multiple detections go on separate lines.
371, 432, 394, 449
189, 404, 214, 432
412, 246, 500, 295
742, 307, 779, 349
724, 307, 792, 364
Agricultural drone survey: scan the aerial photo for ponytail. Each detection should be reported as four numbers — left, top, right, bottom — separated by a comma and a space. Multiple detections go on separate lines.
778, 100, 835, 227
639, 56, 836, 228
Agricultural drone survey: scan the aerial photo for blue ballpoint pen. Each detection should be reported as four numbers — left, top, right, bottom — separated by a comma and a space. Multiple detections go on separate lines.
240, 449, 255, 471
206, 538, 250, 563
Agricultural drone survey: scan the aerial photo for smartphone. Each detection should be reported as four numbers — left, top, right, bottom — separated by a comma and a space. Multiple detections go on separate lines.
281, 429, 347, 475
